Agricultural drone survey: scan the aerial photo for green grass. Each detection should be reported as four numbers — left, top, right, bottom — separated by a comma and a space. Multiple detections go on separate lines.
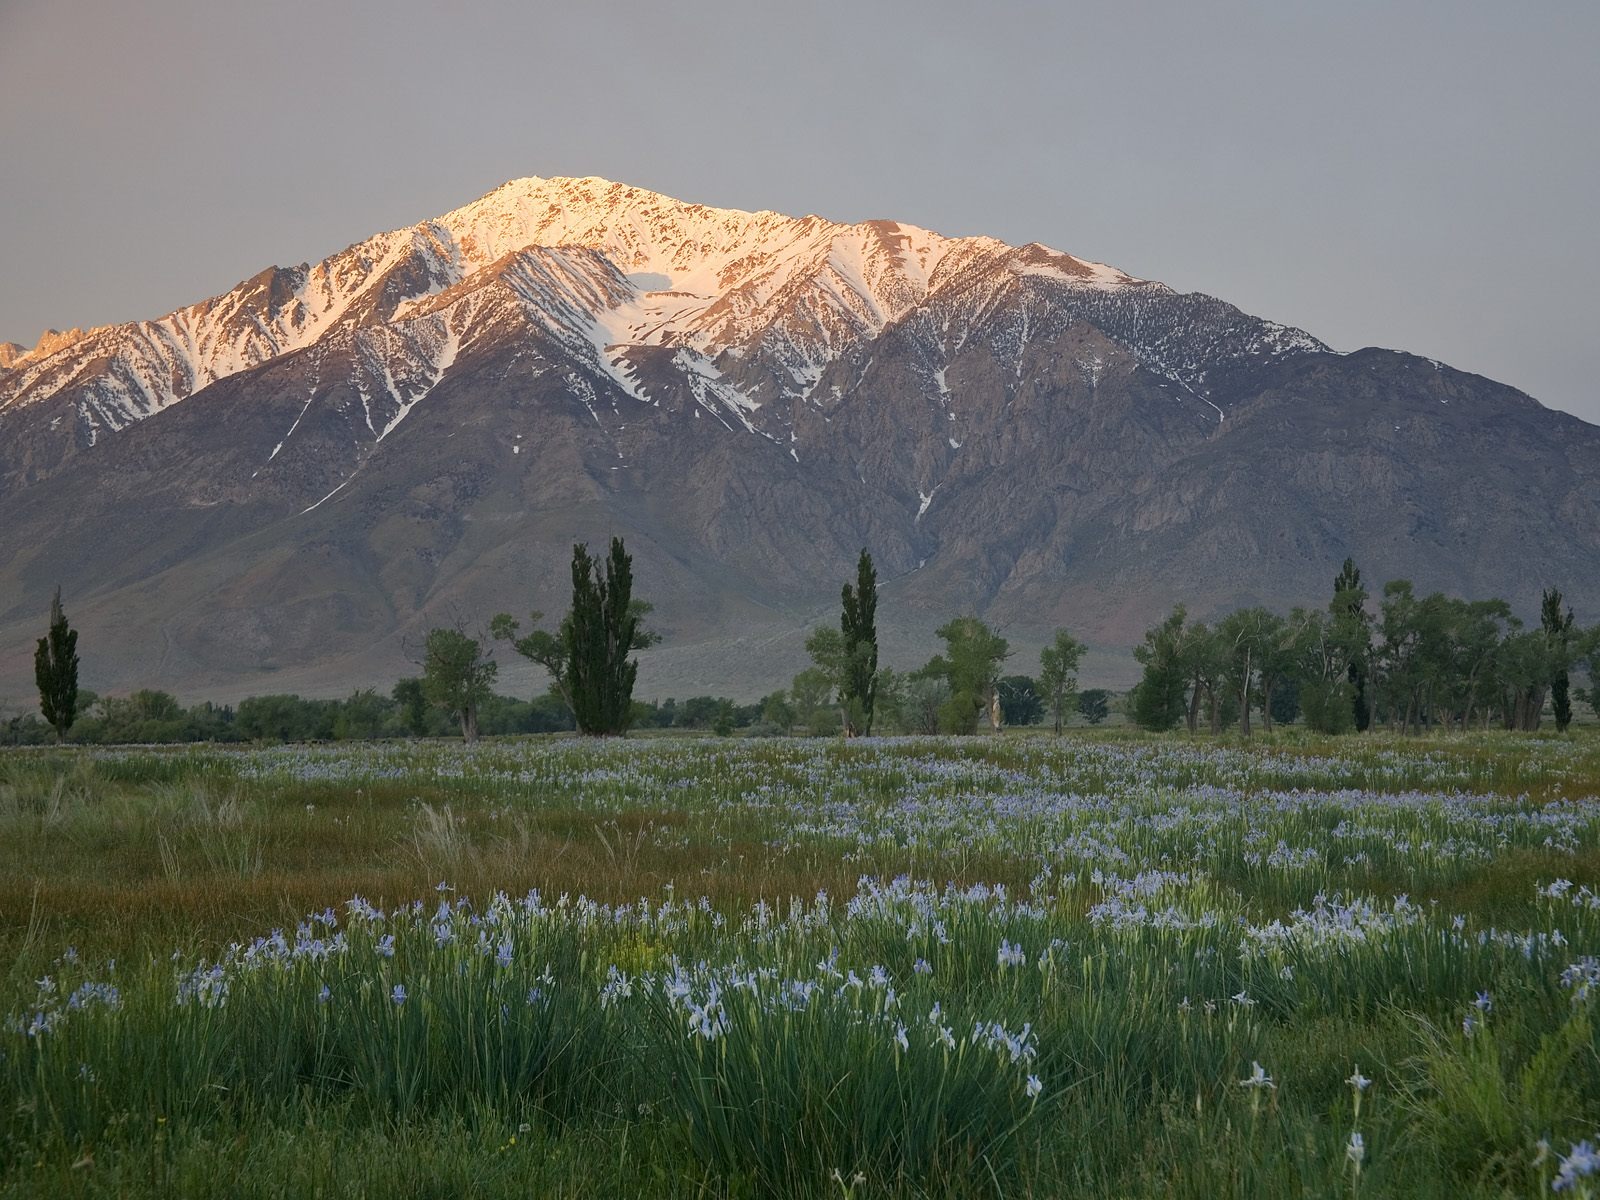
4, 729, 1600, 1197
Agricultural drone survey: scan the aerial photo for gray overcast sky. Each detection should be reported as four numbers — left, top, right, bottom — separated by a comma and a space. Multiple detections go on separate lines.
2, 1, 1596, 422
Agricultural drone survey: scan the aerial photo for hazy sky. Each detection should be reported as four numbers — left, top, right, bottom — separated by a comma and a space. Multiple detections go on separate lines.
2, 1, 1596, 422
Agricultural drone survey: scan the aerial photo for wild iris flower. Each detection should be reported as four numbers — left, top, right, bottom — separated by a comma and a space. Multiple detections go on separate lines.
1240, 1062, 1275, 1090
1347, 1131, 1365, 1168
1554, 1140, 1599, 1193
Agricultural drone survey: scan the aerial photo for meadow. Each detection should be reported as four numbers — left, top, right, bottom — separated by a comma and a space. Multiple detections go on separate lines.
3, 730, 1599, 1198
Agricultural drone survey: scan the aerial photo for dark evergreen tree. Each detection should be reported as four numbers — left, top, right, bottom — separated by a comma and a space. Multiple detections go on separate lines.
839, 549, 879, 736
1541, 586, 1576, 732
34, 586, 79, 741
493, 538, 656, 735
1332, 558, 1372, 731
567, 538, 646, 736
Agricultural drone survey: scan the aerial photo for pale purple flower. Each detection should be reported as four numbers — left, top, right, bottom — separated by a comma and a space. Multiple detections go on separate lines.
1554, 1139, 1600, 1192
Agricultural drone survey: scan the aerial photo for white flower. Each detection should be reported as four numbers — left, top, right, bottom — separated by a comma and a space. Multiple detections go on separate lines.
1240, 1061, 1275, 1090
1346, 1131, 1365, 1167
1347, 1067, 1371, 1091
1025, 1074, 1043, 1099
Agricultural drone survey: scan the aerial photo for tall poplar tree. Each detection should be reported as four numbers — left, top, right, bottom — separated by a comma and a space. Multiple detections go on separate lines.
34, 587, 80, 742
1332, 558, 1372, 731
492, 538, 656, 735
839, 549, 879, 736
566, 538, 649, 735
1541, 586, 1576, 732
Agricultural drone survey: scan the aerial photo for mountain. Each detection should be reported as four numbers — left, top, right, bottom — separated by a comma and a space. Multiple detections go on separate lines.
1, 176, 1596, 703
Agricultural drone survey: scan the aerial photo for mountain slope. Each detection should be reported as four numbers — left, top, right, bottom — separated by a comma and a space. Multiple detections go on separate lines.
0, 177, 1593, 703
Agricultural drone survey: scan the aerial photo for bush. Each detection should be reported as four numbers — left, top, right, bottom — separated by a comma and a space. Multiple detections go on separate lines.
1300, 679, 1355, 734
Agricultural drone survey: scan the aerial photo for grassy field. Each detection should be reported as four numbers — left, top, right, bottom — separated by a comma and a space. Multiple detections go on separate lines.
3, 729, 1600, 1198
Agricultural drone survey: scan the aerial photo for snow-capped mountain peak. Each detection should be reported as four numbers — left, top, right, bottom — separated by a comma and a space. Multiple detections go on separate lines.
0, 175, 1317, 453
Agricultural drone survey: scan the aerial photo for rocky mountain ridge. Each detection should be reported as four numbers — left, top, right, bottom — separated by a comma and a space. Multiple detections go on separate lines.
0, 177, 1593, 703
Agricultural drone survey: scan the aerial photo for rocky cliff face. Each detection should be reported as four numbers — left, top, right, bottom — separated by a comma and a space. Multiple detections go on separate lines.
1, 176, 1595, 701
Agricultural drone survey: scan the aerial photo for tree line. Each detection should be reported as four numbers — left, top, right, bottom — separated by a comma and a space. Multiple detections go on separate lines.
1128, 559, 1600, 735
10, 549, 1598, 745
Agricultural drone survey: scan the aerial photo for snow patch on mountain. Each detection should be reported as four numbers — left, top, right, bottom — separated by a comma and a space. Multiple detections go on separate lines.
0, 174, 1329, 460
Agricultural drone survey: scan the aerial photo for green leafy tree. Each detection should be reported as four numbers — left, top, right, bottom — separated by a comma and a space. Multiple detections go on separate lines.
1249, 610, 1292, 733
1131, 606, 1189, 732
92, 689, 192, 744
1288, 608, 1354, 734
568, 539, 647, 735
1542, 587, 1576, 732
789, 667, 835, 734
997, 675, 1044, 726
758, 690, 796, 734
1375, 580, 1449, 733
1215, 608, 1263, 738
1076, 689, 1110, 725
1332, 559, 1373, 731
922, 617, 1010, 734
236, 694, 336, 742
1268, 677, 1300, 726
1496, 626, 1552, 731
1038, 630, 1085, 734
493, 539, 657, 735
901, 674, 951, 735
1580, 625, 1600, 720
421, 627, 498, 743
1175, 618, 1209, 734
333, 688, 392, 740
392, 678, 430, 737
1211, 607, 1291, 737
34, 587, 79, 741
803, 625, 849, 733
839, 549, 879, 736
527, 690, 577, 733
871, 668, 909, 734
678, 696, 722, 729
